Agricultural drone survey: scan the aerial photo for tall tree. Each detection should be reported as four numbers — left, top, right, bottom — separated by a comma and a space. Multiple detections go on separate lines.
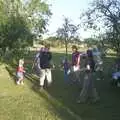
0, 0, 51, 53
25, 0, 52, 37
56, 17, 78, 56
80, 0, 120, 55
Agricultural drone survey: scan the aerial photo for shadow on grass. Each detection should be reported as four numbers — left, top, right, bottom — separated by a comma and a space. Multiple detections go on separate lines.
32, 83, 82, 120
5, 66, 17, 84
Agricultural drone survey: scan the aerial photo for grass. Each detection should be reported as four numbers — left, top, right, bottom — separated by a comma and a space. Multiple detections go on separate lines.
0, 51, 120, 120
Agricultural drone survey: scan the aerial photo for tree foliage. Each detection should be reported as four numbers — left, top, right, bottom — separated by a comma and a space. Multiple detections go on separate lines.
56, 17, 79, 55
0, 0, 51, 55
84, 38, 98, 47
80, 0, 120, 55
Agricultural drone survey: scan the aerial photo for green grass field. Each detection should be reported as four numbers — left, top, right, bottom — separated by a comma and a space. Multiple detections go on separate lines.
0, 51, 120, 120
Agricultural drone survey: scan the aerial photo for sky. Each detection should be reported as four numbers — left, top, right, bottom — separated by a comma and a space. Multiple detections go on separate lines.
44, 0, 94, 39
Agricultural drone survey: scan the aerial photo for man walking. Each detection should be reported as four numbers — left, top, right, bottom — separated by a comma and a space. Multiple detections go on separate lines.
33, 44, 53, 89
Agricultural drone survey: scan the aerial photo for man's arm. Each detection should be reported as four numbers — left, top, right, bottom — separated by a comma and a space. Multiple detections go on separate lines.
32, 52, 40, 69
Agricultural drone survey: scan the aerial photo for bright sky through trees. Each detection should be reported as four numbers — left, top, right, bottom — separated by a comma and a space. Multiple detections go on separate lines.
45, 0, 94, 39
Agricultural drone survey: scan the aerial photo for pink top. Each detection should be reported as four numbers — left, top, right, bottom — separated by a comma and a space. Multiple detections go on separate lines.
17, 66, 24, 73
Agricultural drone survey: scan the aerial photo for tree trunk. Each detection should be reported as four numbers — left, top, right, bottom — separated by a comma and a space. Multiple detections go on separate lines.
65, 37, 68, 57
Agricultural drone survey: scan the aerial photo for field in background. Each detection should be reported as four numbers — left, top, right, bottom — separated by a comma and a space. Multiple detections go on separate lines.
31, 42, 88, 53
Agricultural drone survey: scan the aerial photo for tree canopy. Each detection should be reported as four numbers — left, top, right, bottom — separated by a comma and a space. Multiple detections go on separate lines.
80, 0, 120, 55
56, 17, 79, 55
0, 0, 51, 53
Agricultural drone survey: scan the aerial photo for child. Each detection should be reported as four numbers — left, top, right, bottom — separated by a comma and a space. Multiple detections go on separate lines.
16, 59, 25, 85
60, 57, 71, 81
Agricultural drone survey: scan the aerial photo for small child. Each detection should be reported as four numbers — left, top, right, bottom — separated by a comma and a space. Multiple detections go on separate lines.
60, 57, 71, 81
16, 59, 25, 85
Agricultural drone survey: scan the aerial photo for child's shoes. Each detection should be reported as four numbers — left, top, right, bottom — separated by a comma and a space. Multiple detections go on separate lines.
16, 81, 20, 85
21, 81, 24, 85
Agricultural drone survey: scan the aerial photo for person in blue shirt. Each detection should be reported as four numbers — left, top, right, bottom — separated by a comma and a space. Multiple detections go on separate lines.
60, 56, 71, 82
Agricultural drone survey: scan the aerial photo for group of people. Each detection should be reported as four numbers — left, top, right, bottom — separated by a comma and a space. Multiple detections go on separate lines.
16, 44, 102, 103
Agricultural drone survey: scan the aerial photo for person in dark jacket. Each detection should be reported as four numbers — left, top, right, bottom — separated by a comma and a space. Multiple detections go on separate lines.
77, 50, 99, 103
33, 44, 53, 89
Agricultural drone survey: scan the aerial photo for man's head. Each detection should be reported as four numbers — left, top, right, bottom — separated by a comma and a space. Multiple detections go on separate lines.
72, 45, 78, 52
40, 44, 50, 52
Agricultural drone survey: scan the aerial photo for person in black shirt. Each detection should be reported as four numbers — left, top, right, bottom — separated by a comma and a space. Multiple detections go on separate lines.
33, 44, 53, 89
77, 50, 99, 103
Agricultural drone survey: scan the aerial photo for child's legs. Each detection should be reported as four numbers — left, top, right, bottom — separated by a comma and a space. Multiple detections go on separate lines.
17, 72, 23, 82
39, 69, 46, 86
17, 77, 24, 85
45, 69, 52, 86
64, 70, 69, 82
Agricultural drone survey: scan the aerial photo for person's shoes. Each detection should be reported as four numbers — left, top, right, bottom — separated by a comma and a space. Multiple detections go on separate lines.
21, 81, 24, 85
16, 81, 20, 85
